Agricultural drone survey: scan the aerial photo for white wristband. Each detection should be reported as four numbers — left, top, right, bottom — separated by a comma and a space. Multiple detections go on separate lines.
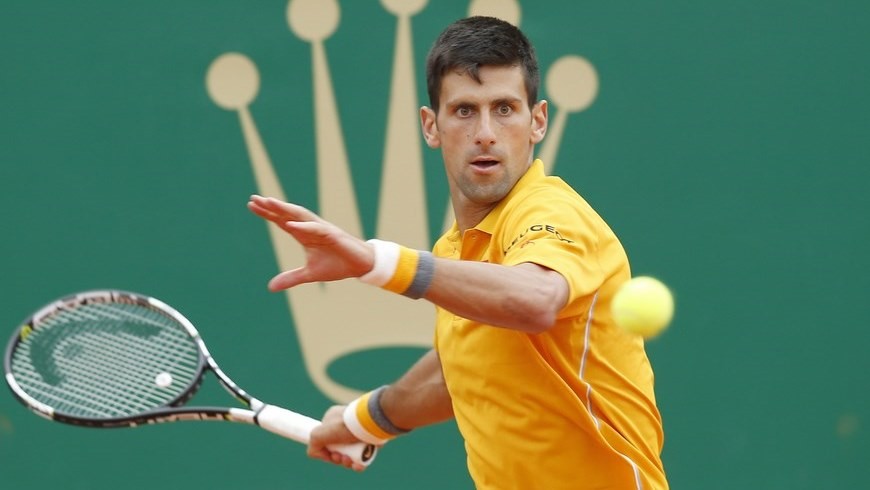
343, 397, 391, 446
358, 239, 401, 287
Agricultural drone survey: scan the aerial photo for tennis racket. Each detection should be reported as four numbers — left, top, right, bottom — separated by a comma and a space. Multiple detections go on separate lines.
4, 289, 376, 466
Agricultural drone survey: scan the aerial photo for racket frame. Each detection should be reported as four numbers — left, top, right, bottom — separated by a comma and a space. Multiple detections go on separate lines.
4, 290, 377, 465
4, 290, 250, 428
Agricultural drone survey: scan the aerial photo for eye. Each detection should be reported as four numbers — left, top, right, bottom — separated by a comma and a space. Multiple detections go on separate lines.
457, 106, 473, 117
496, 103, 513, 116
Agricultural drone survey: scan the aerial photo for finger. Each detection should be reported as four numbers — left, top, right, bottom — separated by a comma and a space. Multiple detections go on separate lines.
330, 452, 357, 470
248, 196, 295, 221
282, 220, 332, 242
268, 268, 311, 291
251, 196, 321, 222
247, 200, 287, 225
309, 447, 355, 470
248, 206, 323, 242
248, 198, 302, 223
248, 195, 280, 213
307, 446, 332, 463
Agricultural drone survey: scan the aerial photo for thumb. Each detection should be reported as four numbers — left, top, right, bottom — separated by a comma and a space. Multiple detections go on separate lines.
268, 268, 310, 291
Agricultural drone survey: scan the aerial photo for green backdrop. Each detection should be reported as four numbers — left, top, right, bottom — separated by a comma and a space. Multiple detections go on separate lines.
2, 1, 868, 488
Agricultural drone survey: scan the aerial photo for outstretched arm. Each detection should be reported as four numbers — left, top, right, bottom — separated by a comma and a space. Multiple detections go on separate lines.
248, 195, 569, 333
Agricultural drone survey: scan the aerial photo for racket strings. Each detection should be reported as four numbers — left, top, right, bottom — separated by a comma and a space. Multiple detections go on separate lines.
13, 311, 197, 416
10, 302, 202, 419
32, 331, 193, 412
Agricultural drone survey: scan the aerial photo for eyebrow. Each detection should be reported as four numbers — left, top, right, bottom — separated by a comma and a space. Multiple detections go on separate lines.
491, 96, 523, 107
445, 96, 524, 110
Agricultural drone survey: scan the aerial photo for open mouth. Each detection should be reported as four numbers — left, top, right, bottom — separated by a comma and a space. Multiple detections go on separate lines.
471, 158, 499, 169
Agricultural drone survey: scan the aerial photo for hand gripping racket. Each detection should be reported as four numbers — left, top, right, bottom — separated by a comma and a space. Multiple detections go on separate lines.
4, 290, 376, 466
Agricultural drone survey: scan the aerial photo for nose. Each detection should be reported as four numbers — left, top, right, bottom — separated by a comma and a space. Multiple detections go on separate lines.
474, 113, 496, 147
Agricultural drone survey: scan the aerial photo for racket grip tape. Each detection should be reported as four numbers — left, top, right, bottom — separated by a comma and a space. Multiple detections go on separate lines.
255, 404, 377, 467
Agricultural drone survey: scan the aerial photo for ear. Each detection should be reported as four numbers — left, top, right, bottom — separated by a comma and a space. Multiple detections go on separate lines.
530, 100, 548, 144
420, 106, 441, 148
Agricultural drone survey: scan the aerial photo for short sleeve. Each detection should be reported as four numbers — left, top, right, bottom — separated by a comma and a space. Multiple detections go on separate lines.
497, 187, 605, 309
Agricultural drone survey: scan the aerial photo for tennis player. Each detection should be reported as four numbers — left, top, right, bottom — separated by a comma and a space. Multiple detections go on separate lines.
248, 16, 668, 490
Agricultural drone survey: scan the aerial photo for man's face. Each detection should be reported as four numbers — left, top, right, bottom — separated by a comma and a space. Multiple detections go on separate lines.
422, 65, 547, 210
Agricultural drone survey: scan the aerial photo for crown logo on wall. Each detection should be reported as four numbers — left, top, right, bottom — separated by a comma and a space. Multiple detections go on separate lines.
205, 0, 599, 403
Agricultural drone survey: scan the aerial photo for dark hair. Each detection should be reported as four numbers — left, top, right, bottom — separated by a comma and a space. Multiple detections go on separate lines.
425, 16, 539, 112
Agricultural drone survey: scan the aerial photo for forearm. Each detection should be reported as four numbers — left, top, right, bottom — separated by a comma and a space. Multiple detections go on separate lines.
423, 260, 568, 333
380, 349, 453, 430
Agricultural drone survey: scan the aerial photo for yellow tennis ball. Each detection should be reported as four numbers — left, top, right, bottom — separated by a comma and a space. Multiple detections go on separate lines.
611, 276, 674, 338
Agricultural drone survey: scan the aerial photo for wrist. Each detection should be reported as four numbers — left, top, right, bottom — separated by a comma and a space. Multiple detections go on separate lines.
358, 239, 434, 299
342, 385, 410, 445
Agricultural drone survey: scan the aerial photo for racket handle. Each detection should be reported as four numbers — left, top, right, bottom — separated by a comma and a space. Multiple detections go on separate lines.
255, 404, 377, 467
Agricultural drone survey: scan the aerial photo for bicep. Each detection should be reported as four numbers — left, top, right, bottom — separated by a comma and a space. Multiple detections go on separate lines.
513, 262, 570, 316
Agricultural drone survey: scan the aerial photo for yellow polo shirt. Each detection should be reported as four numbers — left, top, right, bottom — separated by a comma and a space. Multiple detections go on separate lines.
433, 160, 667, 490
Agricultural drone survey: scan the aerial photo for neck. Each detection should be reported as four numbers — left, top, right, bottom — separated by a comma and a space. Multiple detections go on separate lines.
451, 198, 497, 233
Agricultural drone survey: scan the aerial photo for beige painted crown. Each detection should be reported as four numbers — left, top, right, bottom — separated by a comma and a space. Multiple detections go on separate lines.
205, 0, 599, 402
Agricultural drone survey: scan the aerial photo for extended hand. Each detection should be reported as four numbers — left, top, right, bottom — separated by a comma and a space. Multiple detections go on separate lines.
247, 195, 375, 291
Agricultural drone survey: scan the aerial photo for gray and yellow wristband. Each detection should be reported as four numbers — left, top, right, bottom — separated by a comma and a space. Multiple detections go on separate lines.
358, 239, 434, 299
343, 385, 409, 445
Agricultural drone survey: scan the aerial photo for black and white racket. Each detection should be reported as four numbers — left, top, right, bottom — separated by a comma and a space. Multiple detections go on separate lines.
4, 290, 376, 466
